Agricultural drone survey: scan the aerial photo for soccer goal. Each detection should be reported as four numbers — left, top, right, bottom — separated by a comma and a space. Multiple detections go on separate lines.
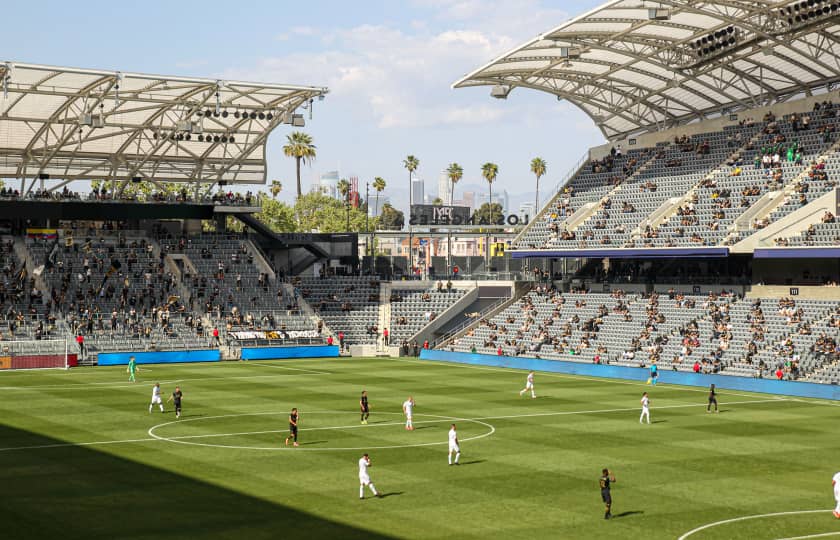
0, 339, 75, 370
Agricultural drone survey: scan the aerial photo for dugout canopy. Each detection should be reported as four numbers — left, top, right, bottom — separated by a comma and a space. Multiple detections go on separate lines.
0, 61, 328, 188
454, 0, 840, 140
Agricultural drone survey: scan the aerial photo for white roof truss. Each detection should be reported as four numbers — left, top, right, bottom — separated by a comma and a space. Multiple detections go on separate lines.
0, 62, 328, 185
454, 0, 840, 140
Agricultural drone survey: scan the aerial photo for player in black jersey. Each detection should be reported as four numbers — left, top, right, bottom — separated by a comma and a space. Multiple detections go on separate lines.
166, 386, 183, 419
285, 408, 299, 447
707, 383, 718, 413
360, 391, 370, 425
600, 468, 616, 519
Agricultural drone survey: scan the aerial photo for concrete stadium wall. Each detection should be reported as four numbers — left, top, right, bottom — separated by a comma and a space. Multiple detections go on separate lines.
419, 349, 840, 401
98, 350, 221, 365
240, 345, 339, 360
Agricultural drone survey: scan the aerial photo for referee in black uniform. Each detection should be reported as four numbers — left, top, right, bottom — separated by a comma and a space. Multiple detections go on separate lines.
707, 383, 718, 413
600, 468, 616, 519
360, 391, 370, 425
285, 408, 299, 447
167, 386, 183, 419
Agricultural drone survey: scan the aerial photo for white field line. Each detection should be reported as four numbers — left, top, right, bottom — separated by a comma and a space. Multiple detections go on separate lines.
677, 509, 832, 540
0, 372, 323, 391
0, 397, 787, 453
394, 357, 793, 400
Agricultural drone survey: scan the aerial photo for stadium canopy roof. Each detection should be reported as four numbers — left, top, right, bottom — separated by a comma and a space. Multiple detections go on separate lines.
453, 0, 840, 140
0, 61, 328, 190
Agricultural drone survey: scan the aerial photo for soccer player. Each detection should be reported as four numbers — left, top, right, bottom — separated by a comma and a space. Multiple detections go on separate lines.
519, 370, 536, 399
707, 383, 718, 413
360, 390, 370, 425
448, 423, 460, 465
600, 468, 616, 519
402, 396, 415, 431
167, 386, 183, 419
649, 361, 658, 385
149, 383, 164, 413
358, 453, 381, 499
127, 355, 137, 383
640, 392, 650, 424
832, 471, 840, 518
285, 408, 299, 447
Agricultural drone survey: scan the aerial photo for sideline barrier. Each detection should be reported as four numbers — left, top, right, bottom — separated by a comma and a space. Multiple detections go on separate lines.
98, 350, 221, 365
240, 345, 340, 360
419, 349, 840, 401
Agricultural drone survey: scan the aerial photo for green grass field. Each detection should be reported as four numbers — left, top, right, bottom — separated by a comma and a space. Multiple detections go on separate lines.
1, 357, 839, 540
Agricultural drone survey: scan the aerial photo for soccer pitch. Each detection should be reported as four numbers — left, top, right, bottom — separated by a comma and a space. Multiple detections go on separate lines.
1, 357, 838, 540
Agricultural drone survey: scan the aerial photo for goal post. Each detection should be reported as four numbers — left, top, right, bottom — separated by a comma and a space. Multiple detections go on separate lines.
0, 339, 76, 370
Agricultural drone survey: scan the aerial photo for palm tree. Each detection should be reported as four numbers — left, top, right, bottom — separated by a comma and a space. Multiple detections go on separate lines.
530, 157, 546, 214
372, 177, 386, 218
481, 162, 499, 269
337, 178, 351, 231
403, 155, 420, 272
270, 180, 282, 199
481, 162, 499, 222
283, 132, 316, 200
446, 162, 463, 206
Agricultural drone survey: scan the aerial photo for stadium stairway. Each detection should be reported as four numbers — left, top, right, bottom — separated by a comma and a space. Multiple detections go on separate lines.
566, 150, 662, 235
732, 188, 839, 251
11, 236, 49, 292
435, 281, 530, 348
509, 151, 590, 248
630, 131, 764, 241
727, 137, 840, 245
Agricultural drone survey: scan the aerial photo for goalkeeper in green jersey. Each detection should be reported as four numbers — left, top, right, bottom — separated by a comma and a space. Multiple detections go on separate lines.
127, 356, 138, 382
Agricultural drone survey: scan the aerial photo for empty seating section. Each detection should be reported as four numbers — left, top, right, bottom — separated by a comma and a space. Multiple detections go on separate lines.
26, 235, 210, 354
0, 238, 55, 340
160, 234, 319, 340
448, 288, 839, 382
516, 147, 649, 249
389, 287, 467, 343
160, 233, 279, 312
294, 276, 381, 345
787, 221, 840, 246
514, 106, 840, 250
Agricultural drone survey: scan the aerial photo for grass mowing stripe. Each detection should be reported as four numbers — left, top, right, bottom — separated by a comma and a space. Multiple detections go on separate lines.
394, 357, 812, 400
0, 397, 788, 453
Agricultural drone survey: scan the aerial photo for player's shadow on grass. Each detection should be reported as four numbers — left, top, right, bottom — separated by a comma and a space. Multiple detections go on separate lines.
411, 426, 434, 431
612, 511, 644, 518
0, 423, 395, 540
301, 440, 327, 446
457, 460, 485, 466
378, 491, 404, 498
652, 420, 667, 424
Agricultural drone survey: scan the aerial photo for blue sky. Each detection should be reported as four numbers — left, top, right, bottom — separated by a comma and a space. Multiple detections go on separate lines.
4, 0, 606, 211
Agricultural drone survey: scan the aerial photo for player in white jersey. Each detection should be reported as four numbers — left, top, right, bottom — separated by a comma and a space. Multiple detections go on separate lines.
639, 392, 650, 424
448, 423, 460, 465
519, 370, 536, 398
833, 471, 840, 518
402, 396, 415, 431
358, 453, 380, 499
149, 383, 164, 413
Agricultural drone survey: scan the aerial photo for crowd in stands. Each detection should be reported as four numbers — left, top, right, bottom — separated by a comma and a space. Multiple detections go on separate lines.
0, 186, 257, 205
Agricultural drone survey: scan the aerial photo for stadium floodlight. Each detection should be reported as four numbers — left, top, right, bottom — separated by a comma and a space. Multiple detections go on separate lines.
558, 47, 581, 58
490, 85, 511, 99
648, 8, 670, 20
292, 113, 305, 127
